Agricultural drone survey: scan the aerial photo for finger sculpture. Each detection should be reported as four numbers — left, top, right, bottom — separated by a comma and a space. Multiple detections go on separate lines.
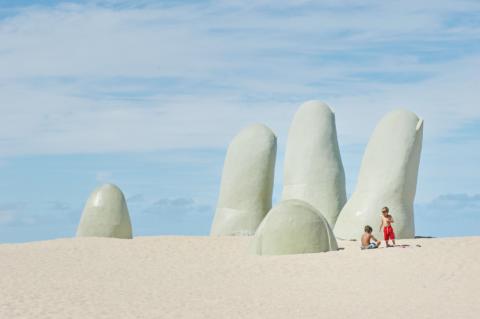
210, 124, 277, 236
252, 199, 338, 255
282, 100, 346, 227
77, 183, 133, 239
334, 109, 423, 240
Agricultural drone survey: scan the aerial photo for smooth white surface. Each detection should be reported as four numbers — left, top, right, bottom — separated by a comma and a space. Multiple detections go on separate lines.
282, 100, 346, 227
210, 124, 277, 235
334, 109, 423, 240
252, 199, 338, 255
76, 183, 132, 239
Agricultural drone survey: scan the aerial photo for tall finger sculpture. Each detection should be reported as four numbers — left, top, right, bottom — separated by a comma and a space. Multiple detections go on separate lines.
334, 109, 423, 240
282, 100, 347, 227
210, 124, 277, 235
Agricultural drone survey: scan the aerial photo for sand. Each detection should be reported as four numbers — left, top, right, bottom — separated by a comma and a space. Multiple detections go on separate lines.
1, 236, 479, 319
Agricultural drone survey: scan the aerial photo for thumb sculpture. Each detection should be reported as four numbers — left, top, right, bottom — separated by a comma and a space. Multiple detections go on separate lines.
252, 199, 338, 255
210, 124, 277, 236
334, 109, 423, 240
282, 100, 347, 228
76, 183, 133, 239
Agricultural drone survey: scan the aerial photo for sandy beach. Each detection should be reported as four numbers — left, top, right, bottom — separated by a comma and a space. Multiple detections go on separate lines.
1, 236, 479, 319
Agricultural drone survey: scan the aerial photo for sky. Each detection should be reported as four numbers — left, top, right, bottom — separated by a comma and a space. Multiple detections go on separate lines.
0, 0, 479, 242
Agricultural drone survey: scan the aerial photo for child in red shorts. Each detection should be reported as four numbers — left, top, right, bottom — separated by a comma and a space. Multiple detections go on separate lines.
380, 206, 396, 247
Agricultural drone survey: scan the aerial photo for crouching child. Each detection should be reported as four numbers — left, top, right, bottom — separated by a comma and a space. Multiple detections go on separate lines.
361, 225, 381, 249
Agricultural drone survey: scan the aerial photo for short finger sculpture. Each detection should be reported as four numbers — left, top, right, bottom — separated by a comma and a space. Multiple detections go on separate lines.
334, 109, 423, 240
282, 100, 346, 227
76, 183, 133, 239
252, 199, 338, 255
210, 124, 277, 236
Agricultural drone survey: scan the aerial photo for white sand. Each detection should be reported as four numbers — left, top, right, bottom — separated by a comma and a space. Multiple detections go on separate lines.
1, 236, 479, 318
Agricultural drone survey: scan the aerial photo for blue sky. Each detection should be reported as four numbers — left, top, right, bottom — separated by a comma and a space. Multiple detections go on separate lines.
0, 0, 479, 242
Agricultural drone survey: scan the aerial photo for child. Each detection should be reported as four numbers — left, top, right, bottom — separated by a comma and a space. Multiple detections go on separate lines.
380, 206, 396, 247
361, 225, 381, 249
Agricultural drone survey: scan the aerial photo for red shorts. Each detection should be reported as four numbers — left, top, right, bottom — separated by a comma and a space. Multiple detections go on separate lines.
384, 225, 395, 241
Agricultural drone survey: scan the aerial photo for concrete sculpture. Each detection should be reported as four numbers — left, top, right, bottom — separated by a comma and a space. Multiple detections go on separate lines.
210, 124, 277, 236
334, 109, 423, 240
252, 199, 338, 255
282, 100, 346, 227
76, 183, 133, 239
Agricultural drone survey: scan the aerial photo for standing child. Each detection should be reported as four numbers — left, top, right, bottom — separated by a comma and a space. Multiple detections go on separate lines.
380, 206, 396, 247
361, 225, 381, 249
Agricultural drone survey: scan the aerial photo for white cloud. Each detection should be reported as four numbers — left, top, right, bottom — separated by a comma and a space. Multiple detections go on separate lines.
0, 0, 479, 157
143, 197, 210, 216
0, 210, 14, 225
420, 193, 480, 216
96, 170, 113, 182
415, 193, 480, 236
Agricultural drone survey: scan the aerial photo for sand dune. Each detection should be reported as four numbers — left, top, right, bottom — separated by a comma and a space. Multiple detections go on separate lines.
1, 236, 479, 318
